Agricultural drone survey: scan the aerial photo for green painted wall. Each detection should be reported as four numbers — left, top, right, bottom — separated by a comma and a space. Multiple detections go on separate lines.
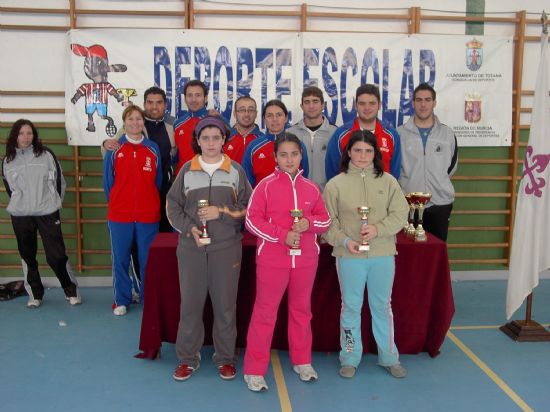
1, 124, 525, 276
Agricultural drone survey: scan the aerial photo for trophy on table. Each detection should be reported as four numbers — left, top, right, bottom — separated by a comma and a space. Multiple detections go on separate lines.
357, 206, 371, 251
405, 193, 416, 238
117, 88, 137, 107
289, 209, 303, 256
412, 192, 432, 242
197, 199, 211, 245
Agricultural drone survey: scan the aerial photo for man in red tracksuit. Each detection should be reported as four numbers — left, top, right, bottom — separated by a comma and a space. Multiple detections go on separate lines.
224, 96, 263, 164
174, 80, 209, 174
325, 84, 401, 181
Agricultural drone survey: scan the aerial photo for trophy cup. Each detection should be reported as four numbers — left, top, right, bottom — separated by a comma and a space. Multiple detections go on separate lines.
413, 192, 432, 242
357, 206, 370, 251
197, 199, 211, 245
117, 88, 137, 107
405, 193, 416, 238
289, 209, 303, 256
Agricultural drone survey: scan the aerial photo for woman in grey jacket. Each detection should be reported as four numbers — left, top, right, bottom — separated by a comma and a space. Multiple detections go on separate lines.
323, 130, 408, 379
167, 115, 252, 382
2, 119, 80, 308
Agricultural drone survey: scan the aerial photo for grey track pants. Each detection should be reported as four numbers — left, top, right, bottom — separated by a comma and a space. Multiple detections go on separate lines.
175, 241, 242, 367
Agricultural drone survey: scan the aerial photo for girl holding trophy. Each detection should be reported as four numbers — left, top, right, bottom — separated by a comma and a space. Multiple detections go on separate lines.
243, 133, 331, 392
166, 115, 252, 382
322, 130, 408, 379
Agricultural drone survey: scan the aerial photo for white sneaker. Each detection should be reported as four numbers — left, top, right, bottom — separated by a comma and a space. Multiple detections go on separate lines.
293, 364, 318, 382
244, 374, 268, 392
68, 296, 82, 305
383, 363, 407, 378
27, 298, 42, 308
66, 293, 82, 306
113, 305, 127, 316
131, 290, 140, 304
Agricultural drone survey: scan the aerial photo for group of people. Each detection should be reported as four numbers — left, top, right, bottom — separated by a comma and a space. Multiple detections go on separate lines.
2, 80, 457, 391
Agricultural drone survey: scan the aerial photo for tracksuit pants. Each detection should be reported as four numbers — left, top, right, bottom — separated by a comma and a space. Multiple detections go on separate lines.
337, 256, 399, 368
107, 221, 158, 307
11, 212, 78, 300
175, 242, 241, 368
243, 263, 317, 376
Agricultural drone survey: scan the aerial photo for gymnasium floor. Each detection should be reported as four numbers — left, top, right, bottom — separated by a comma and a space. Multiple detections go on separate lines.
1, 280, 549, 412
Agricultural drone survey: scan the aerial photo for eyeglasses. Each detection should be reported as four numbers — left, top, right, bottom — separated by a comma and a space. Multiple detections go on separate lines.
235, 108, 257, 114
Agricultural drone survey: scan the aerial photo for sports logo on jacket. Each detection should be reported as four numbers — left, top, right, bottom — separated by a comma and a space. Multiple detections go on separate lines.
143, 156, 152, 172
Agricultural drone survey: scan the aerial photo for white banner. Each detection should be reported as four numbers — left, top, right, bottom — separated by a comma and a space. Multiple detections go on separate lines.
65, 29, 512, 146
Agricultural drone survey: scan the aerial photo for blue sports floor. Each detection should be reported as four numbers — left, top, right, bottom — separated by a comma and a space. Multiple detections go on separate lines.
1, 280, 549, 412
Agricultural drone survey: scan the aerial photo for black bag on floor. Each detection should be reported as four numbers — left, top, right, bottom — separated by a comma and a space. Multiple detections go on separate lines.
0, 280, 27, 301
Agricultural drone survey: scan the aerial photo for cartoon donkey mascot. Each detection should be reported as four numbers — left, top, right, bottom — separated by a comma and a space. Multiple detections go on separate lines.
70, 44, 126, 137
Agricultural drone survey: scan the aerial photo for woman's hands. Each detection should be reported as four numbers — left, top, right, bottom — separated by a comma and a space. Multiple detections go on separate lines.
285, 230, 301, 248
292, 217, 309, 233
345, 224, 378, 254
360, 224, 378, 242
190, 226, 205, 248
197, 206, 220, 221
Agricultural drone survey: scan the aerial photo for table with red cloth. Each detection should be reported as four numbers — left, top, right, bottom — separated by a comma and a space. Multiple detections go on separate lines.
137, 231, 454, 359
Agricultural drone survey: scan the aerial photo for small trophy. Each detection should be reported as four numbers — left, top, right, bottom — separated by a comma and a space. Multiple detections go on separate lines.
117, 88, 137, 107
357, 206, 370, 251
413, 192, 432, 242
197, 199, 211, 245
405, 193, 417, 238
289, 209, 303, 256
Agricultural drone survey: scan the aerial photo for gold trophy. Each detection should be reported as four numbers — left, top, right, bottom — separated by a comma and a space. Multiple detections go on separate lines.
289, 209, 303, 256
357, 206, 371, 251
197, 199, 211, 245
117, 88, 137, 107
413, 192, 432, 242
404, 193, 416, 238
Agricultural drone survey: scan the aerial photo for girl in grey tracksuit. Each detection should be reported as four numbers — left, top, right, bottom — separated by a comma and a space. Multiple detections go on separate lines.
166, 116, 252, 379
2, 119, 79, 306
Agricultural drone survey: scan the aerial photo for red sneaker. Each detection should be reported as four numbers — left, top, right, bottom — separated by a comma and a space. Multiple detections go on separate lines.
173, 363, 198, 381
218, 364, 237, 380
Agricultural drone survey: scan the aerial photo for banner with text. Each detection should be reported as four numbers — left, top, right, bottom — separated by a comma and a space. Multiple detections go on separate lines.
65, 29, 512, 146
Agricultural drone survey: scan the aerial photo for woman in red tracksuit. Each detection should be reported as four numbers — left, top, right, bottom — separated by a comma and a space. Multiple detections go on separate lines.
243, 132, 331, 392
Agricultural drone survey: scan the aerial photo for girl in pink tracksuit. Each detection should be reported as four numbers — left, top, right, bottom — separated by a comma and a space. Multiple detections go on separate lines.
243, 132, 331, 392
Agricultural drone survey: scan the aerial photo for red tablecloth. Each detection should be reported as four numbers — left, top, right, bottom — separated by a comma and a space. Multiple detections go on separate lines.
137, 232, 454, 359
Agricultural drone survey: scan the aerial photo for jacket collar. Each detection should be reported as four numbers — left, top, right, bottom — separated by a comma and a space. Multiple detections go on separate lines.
190, 107, 208, 118
352, 117, 384, 134
229, 124, 261, 140
274, 166, 304, 181
263, 130, 286, 141
347, 162, 375, 175
189, 154, 232, 173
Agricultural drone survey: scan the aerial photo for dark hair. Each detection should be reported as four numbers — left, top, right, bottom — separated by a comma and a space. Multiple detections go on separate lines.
144, 86, 166, 103
234, 95, 256, 109
5, 119, 44, 162
340, 130, 384, 177
413, 82, 436, 101
301, 86, 324, 103
191, 115, 229, 155
356, 84, 380, 103
262, 99, 288, 118
184, 79, 208, 97
274, 132, 302, 154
